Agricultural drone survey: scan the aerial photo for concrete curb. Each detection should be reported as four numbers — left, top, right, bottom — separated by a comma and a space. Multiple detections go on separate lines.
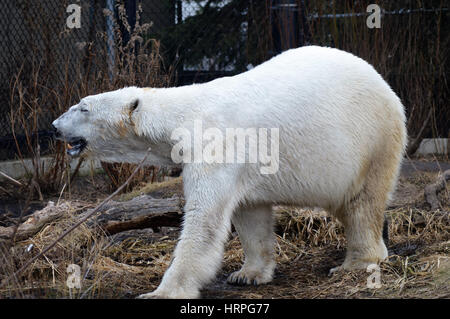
0, 157, 103, 181
416, 138, 448, 155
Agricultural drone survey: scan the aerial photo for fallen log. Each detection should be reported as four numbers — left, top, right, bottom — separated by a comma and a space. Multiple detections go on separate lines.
85, 195, 183, 235
424, 169, 450, 210
0, 195, 183, 242
0, 201, 84, 241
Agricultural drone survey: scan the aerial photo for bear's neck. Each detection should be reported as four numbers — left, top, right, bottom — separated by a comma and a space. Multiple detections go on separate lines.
137, 84, 207, 145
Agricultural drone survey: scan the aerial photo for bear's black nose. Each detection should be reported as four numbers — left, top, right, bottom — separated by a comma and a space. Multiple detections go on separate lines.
51, 124, 61, 138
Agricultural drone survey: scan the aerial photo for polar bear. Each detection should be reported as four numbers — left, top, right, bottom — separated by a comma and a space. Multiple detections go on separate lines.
52, 46, 407, 298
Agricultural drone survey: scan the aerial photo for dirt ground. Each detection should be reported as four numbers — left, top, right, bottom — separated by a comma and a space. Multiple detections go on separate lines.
0, 157, 448, 299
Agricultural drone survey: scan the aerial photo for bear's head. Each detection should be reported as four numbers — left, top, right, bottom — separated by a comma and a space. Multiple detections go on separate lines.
52, 87, 168, 164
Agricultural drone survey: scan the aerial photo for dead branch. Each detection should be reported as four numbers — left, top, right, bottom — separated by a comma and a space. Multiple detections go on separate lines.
70, 157, 85, 183
424, 169, 450, 210
0, 171, 23, 186
406, 107, 433, 156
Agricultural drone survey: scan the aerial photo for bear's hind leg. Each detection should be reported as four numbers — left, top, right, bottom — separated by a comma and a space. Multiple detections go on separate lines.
330, 184, 389, 275
227, 204, 276, 285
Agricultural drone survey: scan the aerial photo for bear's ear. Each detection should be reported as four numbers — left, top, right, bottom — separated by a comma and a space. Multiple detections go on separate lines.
129, 98, 140, 112
127, 98, 140, 122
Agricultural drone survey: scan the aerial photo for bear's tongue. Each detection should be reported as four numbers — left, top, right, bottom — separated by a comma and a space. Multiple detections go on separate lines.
66, 139, 86, 157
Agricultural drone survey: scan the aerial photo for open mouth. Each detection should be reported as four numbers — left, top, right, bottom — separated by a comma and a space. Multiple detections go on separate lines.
65, 138, 87, 157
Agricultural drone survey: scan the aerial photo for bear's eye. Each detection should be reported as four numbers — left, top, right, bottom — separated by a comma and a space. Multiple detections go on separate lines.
80, 108, 89, 113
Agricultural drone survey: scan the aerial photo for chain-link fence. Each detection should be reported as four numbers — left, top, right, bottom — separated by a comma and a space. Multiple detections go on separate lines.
0, 0, 449, 160
0, 0, 107, 160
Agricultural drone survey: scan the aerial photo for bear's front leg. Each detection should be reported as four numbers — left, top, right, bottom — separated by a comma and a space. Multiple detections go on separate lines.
138, 169, 239, 299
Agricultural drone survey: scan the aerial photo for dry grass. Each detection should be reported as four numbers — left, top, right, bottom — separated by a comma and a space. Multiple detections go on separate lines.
0, 198, 170, 299
275, 207, 345, 248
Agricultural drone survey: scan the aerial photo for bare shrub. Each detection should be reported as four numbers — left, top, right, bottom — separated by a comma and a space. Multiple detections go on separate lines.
8, 3, 173, 197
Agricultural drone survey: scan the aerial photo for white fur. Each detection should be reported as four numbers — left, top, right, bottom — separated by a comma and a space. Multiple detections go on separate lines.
53, 46, 407, 298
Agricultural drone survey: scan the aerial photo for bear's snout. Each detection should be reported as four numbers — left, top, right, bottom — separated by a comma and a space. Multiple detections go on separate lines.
51, 123, 61, 138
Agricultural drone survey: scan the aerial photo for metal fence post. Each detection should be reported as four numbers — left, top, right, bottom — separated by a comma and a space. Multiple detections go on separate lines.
270, 0, 299, 54
106, 0, 115, 82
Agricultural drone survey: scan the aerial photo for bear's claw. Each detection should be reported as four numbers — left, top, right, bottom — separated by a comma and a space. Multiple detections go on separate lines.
227, 269, 271, 286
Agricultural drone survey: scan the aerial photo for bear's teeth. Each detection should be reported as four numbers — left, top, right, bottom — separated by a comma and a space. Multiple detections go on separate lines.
67, 143, 73, 149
